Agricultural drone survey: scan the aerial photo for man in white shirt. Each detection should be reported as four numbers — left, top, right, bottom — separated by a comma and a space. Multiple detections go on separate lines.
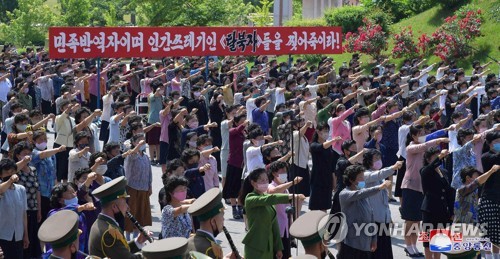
0, 66, 13, 121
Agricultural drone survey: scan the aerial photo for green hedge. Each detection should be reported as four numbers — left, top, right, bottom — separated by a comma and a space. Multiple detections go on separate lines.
284, 18, 327, 27
325, 6, 392, 34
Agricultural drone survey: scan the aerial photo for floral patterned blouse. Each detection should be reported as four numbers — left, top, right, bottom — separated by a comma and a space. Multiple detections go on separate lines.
161, 204, 192, 239
17, 168, 39, 211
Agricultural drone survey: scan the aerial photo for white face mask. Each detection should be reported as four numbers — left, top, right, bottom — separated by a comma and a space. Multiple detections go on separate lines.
277, 173, 288, 183
418, 136, 426, 143
95, 165, 108, 175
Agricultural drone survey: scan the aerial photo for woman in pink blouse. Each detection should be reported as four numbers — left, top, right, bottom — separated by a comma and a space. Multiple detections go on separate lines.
330, 103, 360, 154
400, 124, 449, 257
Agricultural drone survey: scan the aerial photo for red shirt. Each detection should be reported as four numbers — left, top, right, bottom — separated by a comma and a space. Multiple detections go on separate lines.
228, 123, 246, 168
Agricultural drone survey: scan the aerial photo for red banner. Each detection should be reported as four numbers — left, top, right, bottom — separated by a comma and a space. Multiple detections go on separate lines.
48, 26, 342, 59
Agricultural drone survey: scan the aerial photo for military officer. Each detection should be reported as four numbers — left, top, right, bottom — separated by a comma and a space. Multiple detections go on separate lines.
88, 176, 150, 258
186, 188, 235, 259
38, 210, 82, 259
142, 237, 190, 259
289, 211, 332, 259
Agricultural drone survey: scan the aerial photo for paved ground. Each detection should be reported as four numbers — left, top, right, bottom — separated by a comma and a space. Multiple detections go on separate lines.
41, 132, 421, 258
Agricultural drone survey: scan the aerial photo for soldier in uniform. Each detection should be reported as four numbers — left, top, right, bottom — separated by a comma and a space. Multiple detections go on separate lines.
186, 188, 236, 259
142, 237, 189, 259
37, 210, 82, 259
289, 210, 332, 259
88, 176, 150, 258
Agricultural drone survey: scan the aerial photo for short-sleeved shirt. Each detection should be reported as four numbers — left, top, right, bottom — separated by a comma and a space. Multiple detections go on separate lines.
31, 149, 56, 198
159, 112, 172, 143
246, 146, 265, 172
68, 148, 90, 183
0, 183, 27, 241
148, 93, 162, 124
107, 115, 121, 143
17, 169, 39, 211
161, 205, 193, 239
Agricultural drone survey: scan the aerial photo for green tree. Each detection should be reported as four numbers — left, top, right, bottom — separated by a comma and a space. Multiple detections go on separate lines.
0, 0, 19, 23
0, 0, 58, 46
134, 0, 252, 26
250, 0, 274, 26
60, 0, 91, 26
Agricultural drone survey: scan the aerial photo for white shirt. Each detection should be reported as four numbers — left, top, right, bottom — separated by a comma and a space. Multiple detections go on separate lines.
246, 98, 256, 123
306, 84, 319, 99
397, 124, 411, 159
37, 76, 54, 101
274, 88, 286, 110
0, 78, 12, 102
101, 94, 114, 122
68, 148, 90, 182
448, 127, 459, 152
107, 115, 121, 143
221, 120, 230, 151
290, 131, 309, 168
233, 93, 243, 105
246, 145, 265, 173
299, 100, 317, 128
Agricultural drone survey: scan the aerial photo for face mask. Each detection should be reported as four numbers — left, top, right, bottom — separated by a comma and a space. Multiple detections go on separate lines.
281, 66, 287, 71
493, 143, 500, 152
139, 144, 147, 152
254, 139, 265, 146
357, 181, 366, 189
193, 92, 201, 98
78, 144, 88, 150
418, 136, 426, 143
95, 165, 108, 175
373, 160, 383, 170
445, 85, 453, 90
451, 96, 458, 102
359, 118, 369, 125
252, 94, 260, 98
270, 156, 280, 162
344, 89, 352, 95
16, 124, 27, 132
64, 197, 78, 206
483, 109, 491, 114
269, 83, 276, 89
278, 173, 288, 183
173, 190, 187, 201
257, 183, 268, 193
385, 81, 390, 87
35, 141, 47, 150
478, 127, 487, 133
23, 88, 29, 94
188, 141, 197, 147
203, 145, 213, 151
188, 121, 199, 128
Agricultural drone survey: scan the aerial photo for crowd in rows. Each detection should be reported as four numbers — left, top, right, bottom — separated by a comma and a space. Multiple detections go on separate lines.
0, 44, 499, 259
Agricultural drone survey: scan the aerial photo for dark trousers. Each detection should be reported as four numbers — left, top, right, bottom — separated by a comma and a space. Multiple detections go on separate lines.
0, 234, 24, 259
373, 222, 393, 259
54, 143, 70, 181
394, 157, 407, 198
276, 232, 291, 259
337, 242, 372, 259
1, 131, 7, 155
24, 210, 41, 259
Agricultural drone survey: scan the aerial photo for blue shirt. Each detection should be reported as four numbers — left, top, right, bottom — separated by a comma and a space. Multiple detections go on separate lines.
185, 168, 206, 198
452, 141, 476, 189
31, 149, 56, 198
105, 155, 125, 180
252, 108, 269, 133
147, 93, 162, 124
0, 183, 27, 241
52, 75, 65, 97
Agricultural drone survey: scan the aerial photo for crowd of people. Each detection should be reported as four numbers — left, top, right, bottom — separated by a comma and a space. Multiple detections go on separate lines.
0, 44, 499, 259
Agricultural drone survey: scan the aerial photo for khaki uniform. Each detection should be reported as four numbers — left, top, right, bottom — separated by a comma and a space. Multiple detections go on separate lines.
88, 214, 141, 258
187, 230, 221, 259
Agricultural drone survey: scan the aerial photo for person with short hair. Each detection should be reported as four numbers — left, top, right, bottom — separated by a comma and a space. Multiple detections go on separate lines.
0, 158, 30, 259
160, 175, 195, 239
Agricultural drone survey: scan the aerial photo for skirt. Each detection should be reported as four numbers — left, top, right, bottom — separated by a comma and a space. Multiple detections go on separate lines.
309, 185, 332, 210
125, 186, 152, 232
290, 164, 310, 197
422, 212, 452, 248
394, 157, 407, 197
54, 143, 70, 181
220, 149, 229, 178
99, 120, 110, 143
222, 164, 243, 199
373, 222, 393, 259
337, 242, 372, 259
146, 126, 161, 145
401, 188, 423, 221
478, 197, 500, 245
